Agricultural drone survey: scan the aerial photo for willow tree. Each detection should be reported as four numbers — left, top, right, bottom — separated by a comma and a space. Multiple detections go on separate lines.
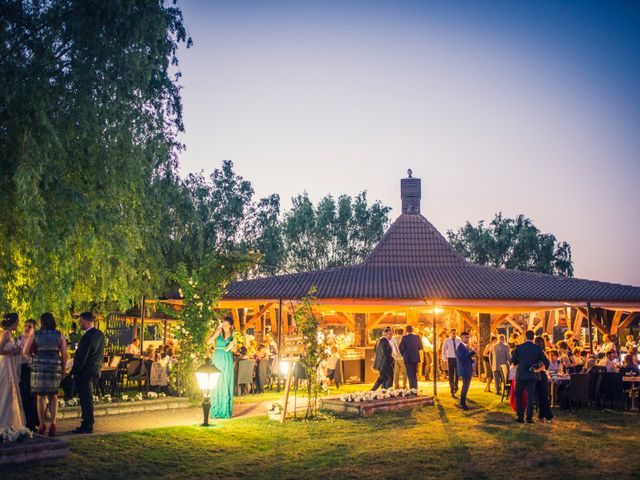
0, 1, 190, 319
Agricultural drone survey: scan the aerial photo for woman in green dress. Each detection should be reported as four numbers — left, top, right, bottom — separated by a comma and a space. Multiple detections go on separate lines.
209, 317, 236, 419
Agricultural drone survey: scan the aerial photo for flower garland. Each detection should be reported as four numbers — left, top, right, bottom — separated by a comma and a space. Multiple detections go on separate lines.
57, 392, 166, 408
340, 388, 419, 402
0, 426, 33, 444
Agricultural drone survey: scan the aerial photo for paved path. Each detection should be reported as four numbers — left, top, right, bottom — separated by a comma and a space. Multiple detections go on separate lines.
55, 400, 278, 438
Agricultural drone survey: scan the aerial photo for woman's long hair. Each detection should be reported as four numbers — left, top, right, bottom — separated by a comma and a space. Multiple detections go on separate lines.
40, 312, 57, 330
221, 315, 234, 340
1, 312, 18, 329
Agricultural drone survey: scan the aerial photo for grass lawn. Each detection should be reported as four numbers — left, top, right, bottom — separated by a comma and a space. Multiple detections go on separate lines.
4, 383, 639, 480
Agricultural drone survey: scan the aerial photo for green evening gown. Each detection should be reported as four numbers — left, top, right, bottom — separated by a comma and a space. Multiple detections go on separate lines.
210, 334, 234, 419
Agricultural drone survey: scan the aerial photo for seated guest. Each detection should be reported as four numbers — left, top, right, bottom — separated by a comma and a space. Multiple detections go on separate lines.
144, 344, 157, 361
548, 350, 561, 374
558, 342, 577, 374
597, 349, 620, 372
582, 357, 597, 375
619, 354, 640, 375
326, 346, 340, 381
579, 350, 588, 365
125, 338, 140, 356
254, 344, 268, 361
541, 333, 553, 351
238, 346, 250, 360
573, 347, 585, 366
598, 335, 617, 355
629, 347, 639, 366
559, 330, 579, 350
624, 335, 636, 353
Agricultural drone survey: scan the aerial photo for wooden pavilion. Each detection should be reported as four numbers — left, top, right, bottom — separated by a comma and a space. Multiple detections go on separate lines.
216, 173, 640, 382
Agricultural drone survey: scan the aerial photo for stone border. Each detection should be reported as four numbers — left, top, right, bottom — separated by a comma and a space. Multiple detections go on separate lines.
320, 395, 434, 417
0, 435, 70, 466
58, 397, 190, 420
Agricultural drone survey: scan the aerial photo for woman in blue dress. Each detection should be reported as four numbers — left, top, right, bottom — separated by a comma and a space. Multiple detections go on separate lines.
209, 317, 236, 419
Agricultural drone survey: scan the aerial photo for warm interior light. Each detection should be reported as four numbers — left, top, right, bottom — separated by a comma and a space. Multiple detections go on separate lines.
279, 360, 291, 374
434, 307, 444, 314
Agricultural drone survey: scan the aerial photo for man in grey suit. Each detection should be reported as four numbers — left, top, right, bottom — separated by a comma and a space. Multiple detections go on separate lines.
491, 334, 511, 395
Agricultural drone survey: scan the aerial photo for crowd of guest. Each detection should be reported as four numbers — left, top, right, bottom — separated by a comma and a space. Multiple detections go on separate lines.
1, 311, 104, 437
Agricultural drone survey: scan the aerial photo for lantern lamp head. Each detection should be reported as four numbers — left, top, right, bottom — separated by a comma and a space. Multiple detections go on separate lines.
196, 358, 221, 394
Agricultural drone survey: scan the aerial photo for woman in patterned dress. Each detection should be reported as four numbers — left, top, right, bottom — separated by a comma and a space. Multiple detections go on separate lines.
22, 312, 67, 437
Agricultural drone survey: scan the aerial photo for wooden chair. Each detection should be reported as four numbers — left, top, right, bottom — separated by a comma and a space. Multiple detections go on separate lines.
236, 359, 255, 395
599, 372, 624, 409
126, 358, 147, 392
255, 359, 269, 393
568, 373, 590, 409
499, 364, 511, 404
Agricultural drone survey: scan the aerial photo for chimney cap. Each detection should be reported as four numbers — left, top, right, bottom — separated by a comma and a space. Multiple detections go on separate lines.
401, 170, 421, 215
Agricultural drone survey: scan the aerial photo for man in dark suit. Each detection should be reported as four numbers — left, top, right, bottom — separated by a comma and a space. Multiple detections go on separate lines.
371, 327, 394, 390
71, 312, 105, 434
511, 329, 549, 423
399, 325, 423, 389
456, 331, 476, 410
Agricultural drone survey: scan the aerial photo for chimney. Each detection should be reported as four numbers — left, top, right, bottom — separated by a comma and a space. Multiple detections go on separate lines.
401, 169, 421, 214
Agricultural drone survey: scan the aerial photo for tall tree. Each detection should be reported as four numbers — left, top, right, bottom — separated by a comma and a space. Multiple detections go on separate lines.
0, 0, 190, 319
282, 192, 391, 272
446, 213, 574, 276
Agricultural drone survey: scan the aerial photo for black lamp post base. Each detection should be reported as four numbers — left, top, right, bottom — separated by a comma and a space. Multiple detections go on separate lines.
202, 398, 211, 426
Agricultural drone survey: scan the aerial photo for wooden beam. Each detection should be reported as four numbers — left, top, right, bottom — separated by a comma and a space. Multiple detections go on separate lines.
506, 317, 524, 334
242, 303, 275, 332
577, 307, 607, 335
456, 310, 479, 331
366, 311, 392, 330
334, 312, 356, 331
491, 314, 508, 331
610, 311, 623, 335
617, 312, 639, 333
231, 308, 240, 331
573, 309, 584, 337
546, 311, 554, 336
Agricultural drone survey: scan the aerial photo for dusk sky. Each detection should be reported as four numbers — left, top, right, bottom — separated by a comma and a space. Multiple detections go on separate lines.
175, 0, 640, 286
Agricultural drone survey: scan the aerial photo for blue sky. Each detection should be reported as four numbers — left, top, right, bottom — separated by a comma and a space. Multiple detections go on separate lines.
174, 0, 640, 285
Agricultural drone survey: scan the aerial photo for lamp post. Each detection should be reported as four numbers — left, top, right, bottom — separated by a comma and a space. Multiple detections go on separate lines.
196, 358, 221, 427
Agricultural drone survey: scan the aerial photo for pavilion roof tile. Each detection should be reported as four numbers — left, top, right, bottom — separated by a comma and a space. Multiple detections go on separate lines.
224, 211, 640, 303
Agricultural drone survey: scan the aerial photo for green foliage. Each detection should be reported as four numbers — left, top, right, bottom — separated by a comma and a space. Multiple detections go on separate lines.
161, 253, 254, 398
0, 0, 191, 321
282, 192, 390, 272
292, 287, 324, 418
447, 213, 573, 276
160, 160, 390, 277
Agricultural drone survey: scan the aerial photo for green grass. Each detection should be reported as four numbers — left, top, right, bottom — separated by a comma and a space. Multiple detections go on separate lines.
5, 384, 640, 480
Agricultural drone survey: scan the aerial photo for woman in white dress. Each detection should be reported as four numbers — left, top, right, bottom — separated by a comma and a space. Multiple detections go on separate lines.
0, 313, 25, 428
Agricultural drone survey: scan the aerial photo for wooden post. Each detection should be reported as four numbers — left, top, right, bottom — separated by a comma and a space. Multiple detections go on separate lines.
140, 296, 145, 355
478, 313, 491, 378
163, 320, 167, 345
433, 310, 437, 397
277, 299, 283, 392
587, 303, 593, 353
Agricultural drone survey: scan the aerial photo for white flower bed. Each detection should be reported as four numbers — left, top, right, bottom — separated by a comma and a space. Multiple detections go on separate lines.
0, 426, 33, 444
339, 388, 419, 402
58, 392, 167, 408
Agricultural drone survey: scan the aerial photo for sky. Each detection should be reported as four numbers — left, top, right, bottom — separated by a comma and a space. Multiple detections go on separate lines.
174, 0, 640, 286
